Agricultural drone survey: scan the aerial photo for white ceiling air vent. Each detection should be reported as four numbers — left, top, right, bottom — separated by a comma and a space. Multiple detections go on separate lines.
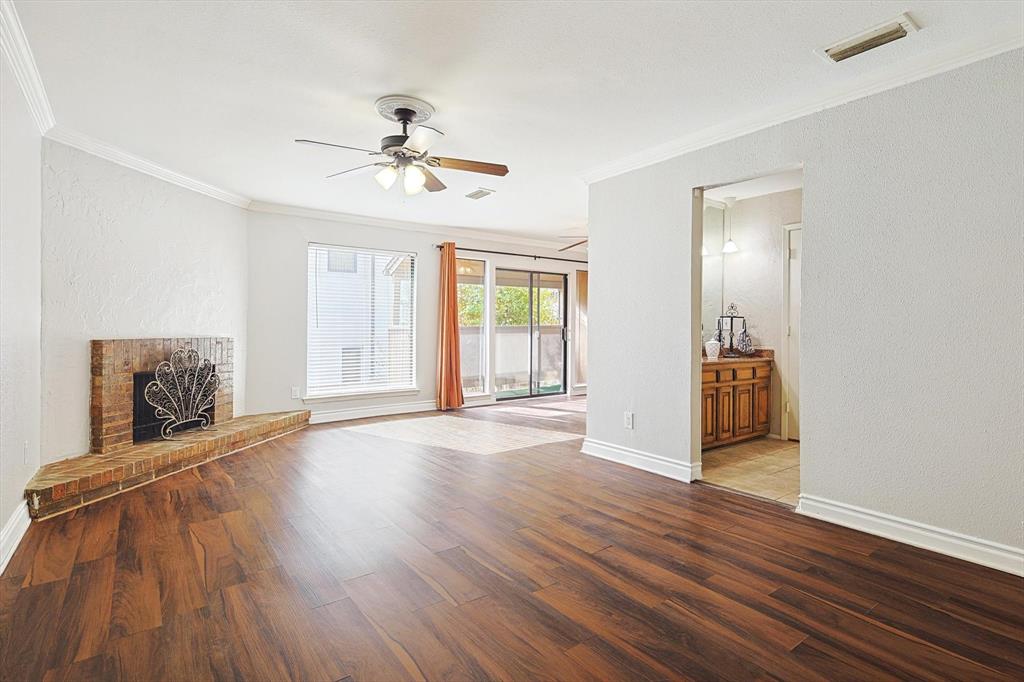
465, 187, 495, 200
821, 13, 919, 63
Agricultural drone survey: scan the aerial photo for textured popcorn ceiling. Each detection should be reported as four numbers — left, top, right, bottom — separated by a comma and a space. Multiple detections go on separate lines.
16, 0, 1023, 237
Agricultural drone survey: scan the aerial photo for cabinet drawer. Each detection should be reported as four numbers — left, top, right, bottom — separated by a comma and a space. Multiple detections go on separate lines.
702, 371, 717, 384
735, 367, 755, 381
717, 369, 734, 382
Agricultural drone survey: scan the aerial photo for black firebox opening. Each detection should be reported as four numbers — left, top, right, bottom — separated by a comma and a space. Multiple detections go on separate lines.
133, 370, 216, 443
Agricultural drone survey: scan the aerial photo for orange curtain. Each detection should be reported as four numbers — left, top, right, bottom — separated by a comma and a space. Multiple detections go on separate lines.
436, 242, 464, 410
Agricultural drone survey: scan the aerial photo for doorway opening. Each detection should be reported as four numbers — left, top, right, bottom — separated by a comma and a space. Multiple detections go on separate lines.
696, 168, 803, 506
494, 269, 567, 400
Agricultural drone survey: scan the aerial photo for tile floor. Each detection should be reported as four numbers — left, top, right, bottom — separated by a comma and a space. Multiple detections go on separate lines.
701, 438, 800, 505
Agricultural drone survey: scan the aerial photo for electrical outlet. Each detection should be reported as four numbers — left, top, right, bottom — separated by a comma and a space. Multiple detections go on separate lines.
291, 386, 300, 399
23, 440, 29, 465
623, 411, 635, 430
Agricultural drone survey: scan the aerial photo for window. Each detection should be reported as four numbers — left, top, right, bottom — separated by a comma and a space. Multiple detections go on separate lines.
328, 250, 358, 273
307, 244, 416, 397
456, 258, 486, 394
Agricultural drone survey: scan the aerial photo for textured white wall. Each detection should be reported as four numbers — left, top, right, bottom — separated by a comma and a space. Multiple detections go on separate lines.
700, 204, 723, 338
588, 50, 1024, 549
246, 209, 586, 419
722, 189, 802, 435
41, 140, 248, 463
0, 54, 42, 523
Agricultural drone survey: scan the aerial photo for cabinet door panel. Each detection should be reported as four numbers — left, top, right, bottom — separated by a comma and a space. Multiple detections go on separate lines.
701, 387, 717, 445
717, 387, 733, 441
735, 383, 754, 436
755, 380, 771, 431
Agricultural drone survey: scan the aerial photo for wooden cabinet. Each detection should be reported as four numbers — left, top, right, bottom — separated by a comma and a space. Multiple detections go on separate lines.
701, 357, 772, 450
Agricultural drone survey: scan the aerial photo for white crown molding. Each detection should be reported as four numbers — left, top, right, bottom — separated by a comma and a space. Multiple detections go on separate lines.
581, 438, 700, 483
580, 31, 1024, 184
798, 494, 1024, 577
0, 0, 55, 134
45, 125, 251, 208
248, 200, 571, 251
0, 501, 31, 575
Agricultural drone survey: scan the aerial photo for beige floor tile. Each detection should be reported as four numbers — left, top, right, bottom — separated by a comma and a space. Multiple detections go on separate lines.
702, 438, 800, 502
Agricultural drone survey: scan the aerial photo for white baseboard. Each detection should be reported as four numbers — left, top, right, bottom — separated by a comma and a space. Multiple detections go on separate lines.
1, 502, 32, 576
462, 394, 497, 408
581, 438, 700, 483
797, 494, 1024, 577
310, 399, 436, 424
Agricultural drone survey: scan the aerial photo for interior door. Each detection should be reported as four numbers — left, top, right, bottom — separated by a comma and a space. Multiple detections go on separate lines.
788, 229, 802, 439
495, 269, 566, 399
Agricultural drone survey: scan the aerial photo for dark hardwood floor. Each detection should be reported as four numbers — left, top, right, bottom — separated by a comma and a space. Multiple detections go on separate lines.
2, 397, 1022, 681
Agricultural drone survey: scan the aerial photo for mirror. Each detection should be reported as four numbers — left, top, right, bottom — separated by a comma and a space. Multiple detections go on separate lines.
701, 203, 724, 341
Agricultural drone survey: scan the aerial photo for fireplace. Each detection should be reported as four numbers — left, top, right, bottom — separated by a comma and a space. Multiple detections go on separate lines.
132, 369, 216, 443
90, 337, 233, 454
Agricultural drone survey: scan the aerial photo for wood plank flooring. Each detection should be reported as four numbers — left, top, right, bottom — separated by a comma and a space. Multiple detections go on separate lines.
2, 397, 1022, 681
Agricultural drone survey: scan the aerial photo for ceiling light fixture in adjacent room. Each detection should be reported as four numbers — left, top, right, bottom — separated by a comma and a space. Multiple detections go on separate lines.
722, 197, 739, 254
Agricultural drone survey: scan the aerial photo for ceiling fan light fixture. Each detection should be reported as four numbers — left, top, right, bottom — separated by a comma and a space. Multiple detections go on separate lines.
404, 165, 427, 195
374, 165, 398, 190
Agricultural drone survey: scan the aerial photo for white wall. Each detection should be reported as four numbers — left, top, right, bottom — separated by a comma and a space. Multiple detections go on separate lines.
246, 207, 586, 421
40, 140, 248, 463
587, 50, 1024, 552
721, 188, 802, 435
0, 53, 42, 524
700, 204, 723, 338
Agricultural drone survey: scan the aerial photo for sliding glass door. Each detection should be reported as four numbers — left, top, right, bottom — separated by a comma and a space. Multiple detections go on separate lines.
495, 269, 566, 400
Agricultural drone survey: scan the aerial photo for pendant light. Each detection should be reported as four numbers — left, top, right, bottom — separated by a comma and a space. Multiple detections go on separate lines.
722, 196, 739, 253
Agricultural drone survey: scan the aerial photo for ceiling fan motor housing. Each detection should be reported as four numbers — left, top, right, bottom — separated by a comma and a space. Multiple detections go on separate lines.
380, 134, 410, 155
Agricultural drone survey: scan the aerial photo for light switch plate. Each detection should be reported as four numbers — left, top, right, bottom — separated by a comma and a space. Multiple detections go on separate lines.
624, 411, 635, 429
291, 386, 300, 399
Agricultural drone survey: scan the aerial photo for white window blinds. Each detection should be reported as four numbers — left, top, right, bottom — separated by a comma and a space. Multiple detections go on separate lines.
307, 243, 416, 397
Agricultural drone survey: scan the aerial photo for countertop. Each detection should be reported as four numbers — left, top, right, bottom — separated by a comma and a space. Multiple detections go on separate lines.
702, 349, 774, 364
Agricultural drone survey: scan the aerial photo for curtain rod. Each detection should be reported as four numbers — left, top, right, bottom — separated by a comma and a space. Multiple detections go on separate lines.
434, 244, 587, 264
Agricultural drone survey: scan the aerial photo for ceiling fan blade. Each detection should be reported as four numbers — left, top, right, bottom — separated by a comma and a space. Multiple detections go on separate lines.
325, 163, 384, 179
421, 167, 447, 192
404, 125, 444, 154
296, 138, 380, 155
558, 239, 588, 252
429, 157, 509, 177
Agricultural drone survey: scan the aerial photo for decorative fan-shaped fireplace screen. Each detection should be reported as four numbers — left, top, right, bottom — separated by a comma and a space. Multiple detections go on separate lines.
144, 348, 220, 439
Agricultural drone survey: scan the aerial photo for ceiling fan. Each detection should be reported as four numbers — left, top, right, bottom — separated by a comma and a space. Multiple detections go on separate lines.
296, 95, 509, 196
558, 235, 588, 252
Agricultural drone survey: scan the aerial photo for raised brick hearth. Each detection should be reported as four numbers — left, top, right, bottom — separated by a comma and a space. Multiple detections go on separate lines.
25, 411, 309, 519
23, 335, 311, 520
91, 337, 235, 454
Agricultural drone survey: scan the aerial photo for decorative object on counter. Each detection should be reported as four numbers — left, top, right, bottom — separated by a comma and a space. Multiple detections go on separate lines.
717, 302, 754, 356
144, 348, 220, 439
705, 339, 722, 360
736, 328, 753, 354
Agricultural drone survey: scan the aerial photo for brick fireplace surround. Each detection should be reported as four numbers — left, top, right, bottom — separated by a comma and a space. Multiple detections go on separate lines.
25, 336, 309, 519
91, 336, 235, 454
